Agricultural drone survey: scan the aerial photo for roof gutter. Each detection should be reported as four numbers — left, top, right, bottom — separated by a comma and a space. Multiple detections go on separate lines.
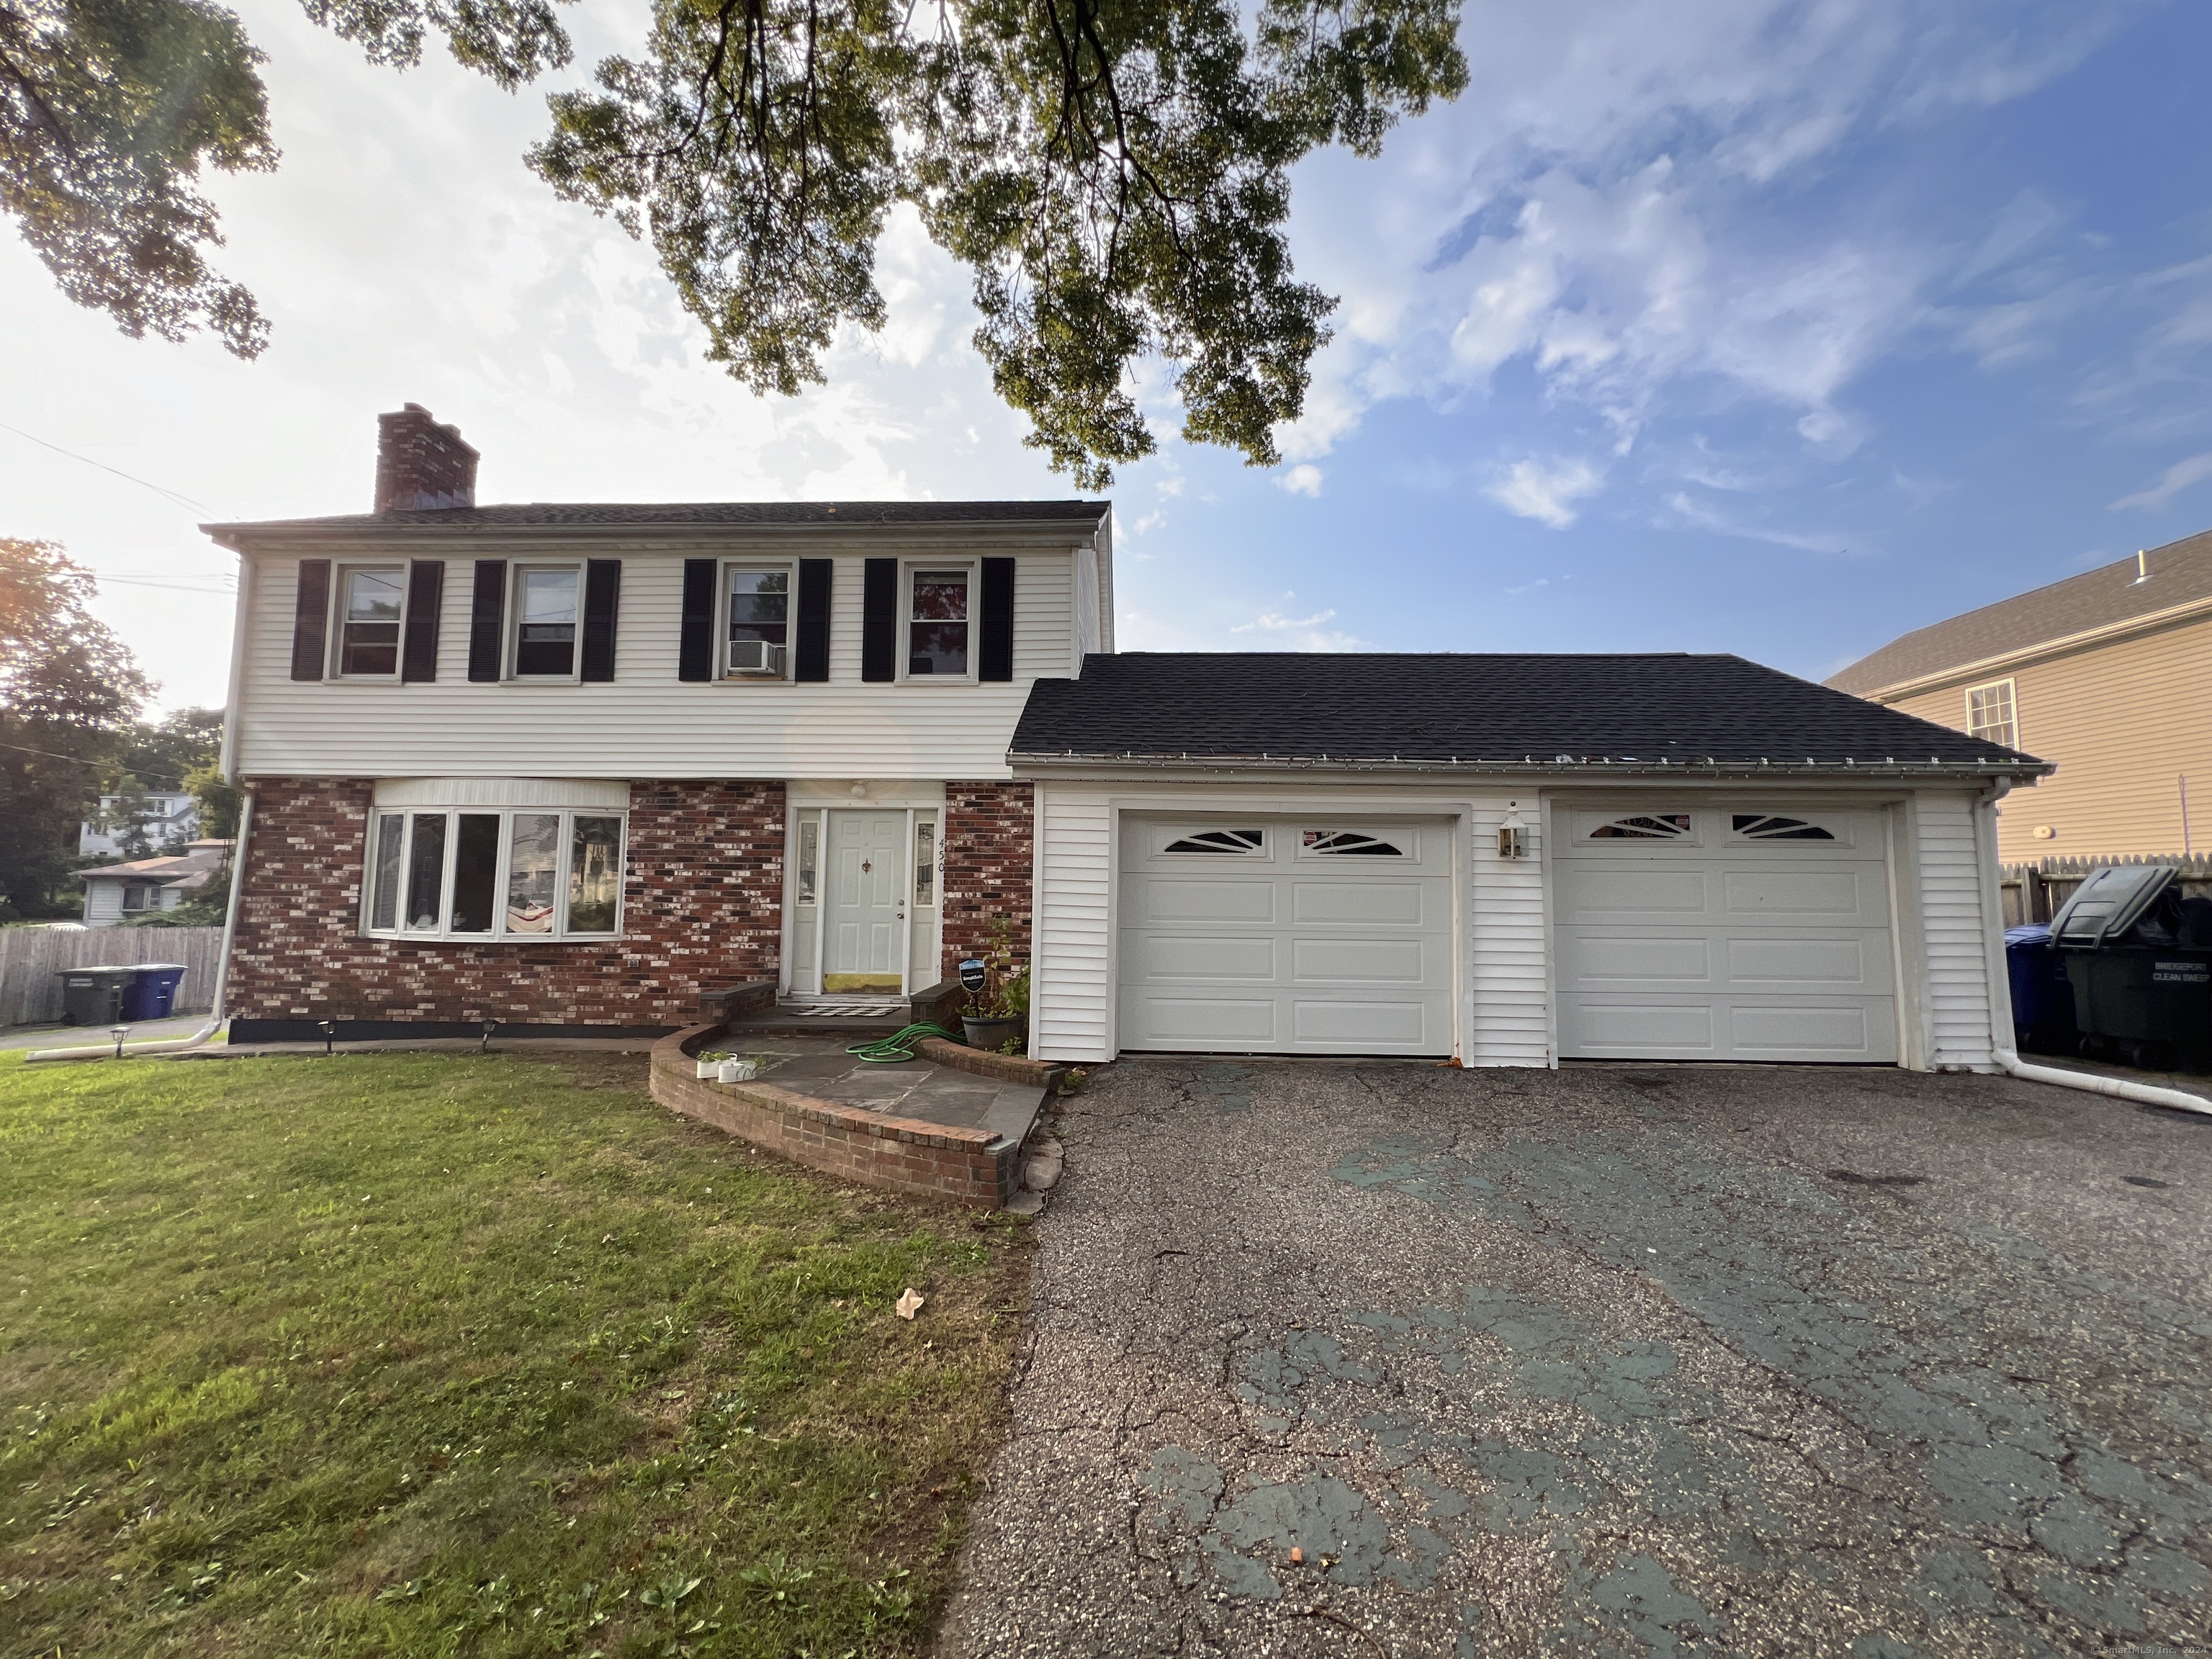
202, 513, 1110, 554
1005, 752, 2049, 781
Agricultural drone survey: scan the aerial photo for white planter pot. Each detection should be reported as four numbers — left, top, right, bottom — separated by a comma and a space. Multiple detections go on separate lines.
718, 1059, 760, 1084
696, 1059, 724, 1079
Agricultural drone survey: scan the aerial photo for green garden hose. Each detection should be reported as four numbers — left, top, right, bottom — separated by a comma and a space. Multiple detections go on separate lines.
845, 1022, 966, 1063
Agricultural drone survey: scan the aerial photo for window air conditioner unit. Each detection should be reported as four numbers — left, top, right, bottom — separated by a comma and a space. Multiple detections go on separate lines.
727, 640, 786, 677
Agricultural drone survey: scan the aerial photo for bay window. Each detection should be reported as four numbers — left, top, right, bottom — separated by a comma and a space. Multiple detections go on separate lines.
364, 806, 625, 939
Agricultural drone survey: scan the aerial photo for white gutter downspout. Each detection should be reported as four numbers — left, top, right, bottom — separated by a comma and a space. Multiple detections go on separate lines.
1972, 784, 2212, 1117
27, 786, 255, 1064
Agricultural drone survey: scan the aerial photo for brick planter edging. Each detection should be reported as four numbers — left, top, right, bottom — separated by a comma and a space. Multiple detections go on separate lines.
916, 1038, 1067, 1094
649, 1024, 1017, 1208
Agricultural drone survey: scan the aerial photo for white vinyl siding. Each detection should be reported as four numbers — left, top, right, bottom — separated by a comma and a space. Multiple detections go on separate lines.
1470, 797, 1549, 1066
1032, 786, 1114, 1062
1913, 791, 1999, 1069
233, 543, 1086, 779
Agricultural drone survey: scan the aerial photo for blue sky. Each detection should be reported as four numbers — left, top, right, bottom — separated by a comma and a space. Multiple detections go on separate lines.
4, 0, 2211, 709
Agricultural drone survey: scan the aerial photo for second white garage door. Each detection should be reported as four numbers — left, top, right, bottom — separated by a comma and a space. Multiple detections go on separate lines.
1554, 806, 1899, 1063
1118, 817, 1455, 1054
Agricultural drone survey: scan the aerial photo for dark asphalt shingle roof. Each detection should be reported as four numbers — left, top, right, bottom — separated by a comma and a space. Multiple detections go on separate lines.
1826, 529, 2212, 696
205, 500, 1109, 536
1010, 653, 2046, 770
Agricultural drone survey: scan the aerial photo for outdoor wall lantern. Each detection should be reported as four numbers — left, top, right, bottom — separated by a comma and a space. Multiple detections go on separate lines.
1498, 804, 1528, 860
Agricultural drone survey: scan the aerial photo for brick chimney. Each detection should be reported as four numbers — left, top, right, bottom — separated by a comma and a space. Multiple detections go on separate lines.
374, 403, 479, 513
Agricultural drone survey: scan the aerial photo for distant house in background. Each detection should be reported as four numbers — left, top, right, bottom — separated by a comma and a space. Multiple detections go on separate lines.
78, 842, 230, 927
79, 792, 201, 858
1828, 529, 2212, 865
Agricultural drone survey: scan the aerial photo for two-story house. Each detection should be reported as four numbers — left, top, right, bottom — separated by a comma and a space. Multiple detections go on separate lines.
1827, 531, 2212, 865
80, 793, 201, 858
210, 405, 2049, 1072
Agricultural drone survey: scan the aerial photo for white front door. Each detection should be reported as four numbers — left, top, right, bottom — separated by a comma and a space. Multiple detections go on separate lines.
825, 811, 907, 992
1552, 806, 1899, 1062
1117, 817, 1455, 1055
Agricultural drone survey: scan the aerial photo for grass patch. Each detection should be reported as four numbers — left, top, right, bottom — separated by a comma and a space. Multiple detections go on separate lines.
0, 1049, 1033, 1656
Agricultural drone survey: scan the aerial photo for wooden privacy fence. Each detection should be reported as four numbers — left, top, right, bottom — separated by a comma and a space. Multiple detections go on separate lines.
0, 927, 224, 1026
2000, 855, 2212, 928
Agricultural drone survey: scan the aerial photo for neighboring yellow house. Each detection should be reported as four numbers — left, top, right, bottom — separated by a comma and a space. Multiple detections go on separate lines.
1827, 529, 2212, 866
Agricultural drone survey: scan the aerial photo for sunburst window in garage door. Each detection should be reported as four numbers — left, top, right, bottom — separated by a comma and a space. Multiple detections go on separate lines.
1732, 814, 1836, 840
1162, 828, 1267, 855
1301, 830, 1405, 856
1588, 813, 1692, 839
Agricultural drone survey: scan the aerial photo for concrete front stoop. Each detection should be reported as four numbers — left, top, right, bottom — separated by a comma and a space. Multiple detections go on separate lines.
648, 1022, 1053, 1209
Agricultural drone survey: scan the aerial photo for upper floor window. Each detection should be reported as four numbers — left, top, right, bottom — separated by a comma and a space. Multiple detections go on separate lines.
1965, 679, 2017, 748
514, 567, 581, 678
727, 565, 791, 678
909, 567, 970, 676
336, 565, 405, 678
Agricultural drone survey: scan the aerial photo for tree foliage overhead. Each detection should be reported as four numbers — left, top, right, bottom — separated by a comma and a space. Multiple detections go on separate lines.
4, 0, 1465, 484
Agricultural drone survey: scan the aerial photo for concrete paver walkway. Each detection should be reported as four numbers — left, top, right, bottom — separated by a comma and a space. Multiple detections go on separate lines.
942, 1059, 2212, 1657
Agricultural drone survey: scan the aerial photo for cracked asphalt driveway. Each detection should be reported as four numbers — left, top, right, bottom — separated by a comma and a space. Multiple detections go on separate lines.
938, 1060, 2212, 1658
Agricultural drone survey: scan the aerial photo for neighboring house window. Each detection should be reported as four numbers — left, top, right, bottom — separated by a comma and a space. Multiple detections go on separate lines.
726, 565, 791, 678
334, 565, 405, 677
513, 567, 583, 678
908, 567, 971, 675
1966, 679, 2017, 748
364, 807, 625, 939
120, 883, 156, 913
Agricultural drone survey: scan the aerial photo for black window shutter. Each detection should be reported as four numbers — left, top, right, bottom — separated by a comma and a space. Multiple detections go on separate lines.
467, 560, 507, 683
796, 559, 832, 682
861, 558, 898, 683
581, 559, 621, 682
979, 557, 1015, 681
400, 560, 444, 683
289, 559, 331, 681
678, 558, 716, 681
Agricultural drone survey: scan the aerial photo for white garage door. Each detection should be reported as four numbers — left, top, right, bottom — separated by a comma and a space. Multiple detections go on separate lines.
1118, 817, 1455, 1054
1555, 807, 1899, 1063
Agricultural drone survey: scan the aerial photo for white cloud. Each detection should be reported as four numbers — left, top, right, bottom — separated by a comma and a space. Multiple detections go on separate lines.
1278, 464, 1324, 497
1665, 491, 1851, 554
1273, 0, 2128, 475
1486, 457, 1604, 528
1230, 600, 1371, 651
2110, 452, 2212, 513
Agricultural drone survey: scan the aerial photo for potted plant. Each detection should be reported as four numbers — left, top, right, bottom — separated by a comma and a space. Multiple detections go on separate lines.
695, 1048, 732, 1080
717, 1055, 766, 1084
961, 917, 1029, 1053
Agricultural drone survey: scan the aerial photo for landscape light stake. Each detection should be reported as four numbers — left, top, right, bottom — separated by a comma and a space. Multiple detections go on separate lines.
110, 1024, 129, 1059
480, 1020, 499, 1053
319, 1020, 337, 1056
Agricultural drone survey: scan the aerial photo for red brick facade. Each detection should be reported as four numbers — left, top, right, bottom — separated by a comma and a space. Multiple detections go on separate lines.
941, 781, 1035, 979
230, 778, 784, 1030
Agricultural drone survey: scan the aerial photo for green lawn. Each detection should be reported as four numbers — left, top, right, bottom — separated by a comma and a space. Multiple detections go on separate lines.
0, 1049, 1033, 1658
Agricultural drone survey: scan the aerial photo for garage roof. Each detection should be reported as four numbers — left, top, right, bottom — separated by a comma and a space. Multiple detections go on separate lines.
1010, 652, 2048, 775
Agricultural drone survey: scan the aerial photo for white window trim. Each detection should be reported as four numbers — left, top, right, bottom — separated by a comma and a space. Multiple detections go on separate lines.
1157, 827, 1270, 857
360, 805, 626, 941
508, 562, 587, 683
1295, 827, 1412, 859
721, 557, 798, 681
1964, 677, 2018, 748
330, 561, 409, 681
900, 557, 979, 683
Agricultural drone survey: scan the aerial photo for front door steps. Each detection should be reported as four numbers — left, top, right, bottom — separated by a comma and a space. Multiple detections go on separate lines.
649, 1020, 1066, 1208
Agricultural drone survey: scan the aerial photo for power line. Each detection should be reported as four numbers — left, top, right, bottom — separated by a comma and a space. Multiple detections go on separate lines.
0, 739, 192, 786
0, 421, 215, 514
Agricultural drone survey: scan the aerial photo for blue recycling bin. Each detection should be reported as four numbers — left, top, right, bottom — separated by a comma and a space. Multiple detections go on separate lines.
118, 965, 187, 1021
2003, 925, 2077, 1056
